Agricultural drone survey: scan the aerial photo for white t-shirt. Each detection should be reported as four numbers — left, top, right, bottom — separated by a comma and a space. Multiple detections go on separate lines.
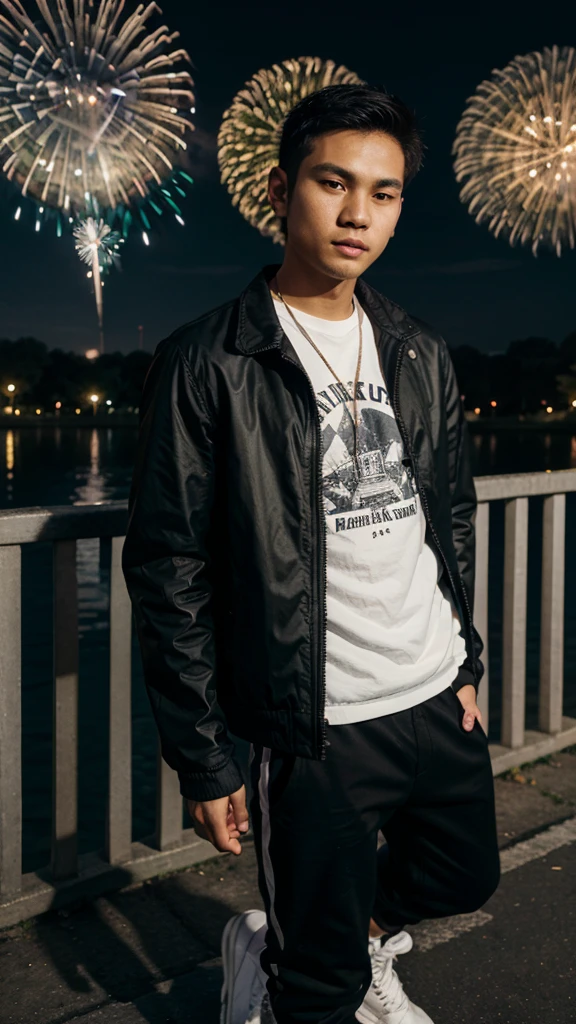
272, 293, 467, 725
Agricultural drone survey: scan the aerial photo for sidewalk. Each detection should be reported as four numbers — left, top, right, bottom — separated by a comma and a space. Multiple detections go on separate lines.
1, 749, 575, 1024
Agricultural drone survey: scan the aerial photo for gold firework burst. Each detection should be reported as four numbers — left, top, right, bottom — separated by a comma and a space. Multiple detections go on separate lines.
0, 0, 195, 218
218, 56, 364, 243
453, 45, 576, 256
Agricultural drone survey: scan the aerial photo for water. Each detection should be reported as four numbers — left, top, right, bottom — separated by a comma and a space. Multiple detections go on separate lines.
2, 425, 575, 873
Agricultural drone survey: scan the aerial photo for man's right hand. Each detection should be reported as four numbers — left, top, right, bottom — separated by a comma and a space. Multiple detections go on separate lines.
186, 783, 250, 856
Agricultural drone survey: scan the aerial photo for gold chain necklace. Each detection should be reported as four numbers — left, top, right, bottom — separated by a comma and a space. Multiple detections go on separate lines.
271, 275, 364, 481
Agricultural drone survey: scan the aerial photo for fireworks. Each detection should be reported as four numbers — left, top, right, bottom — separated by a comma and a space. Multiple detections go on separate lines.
0, 0, 196, 235
218, 56, 363, 243
74, 217, 120, 268
453, 45, 576, 256
74, 217, 121, 353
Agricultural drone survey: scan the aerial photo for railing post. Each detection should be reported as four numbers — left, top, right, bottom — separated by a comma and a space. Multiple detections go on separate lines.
52, 539, 79, 880
474, 502, 490, 731
501, 498, 529, 748
155, 747, 183, 852
0, 545, 22, 901
106, 537, 133, 864
539, 494, 566, 734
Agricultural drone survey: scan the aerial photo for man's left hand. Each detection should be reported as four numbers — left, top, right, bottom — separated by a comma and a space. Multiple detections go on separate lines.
456, 683, 483, 732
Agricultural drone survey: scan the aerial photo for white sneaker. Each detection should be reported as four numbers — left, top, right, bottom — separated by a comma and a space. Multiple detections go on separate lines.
220, 909, 268, 1024
355, 931, 434, 1024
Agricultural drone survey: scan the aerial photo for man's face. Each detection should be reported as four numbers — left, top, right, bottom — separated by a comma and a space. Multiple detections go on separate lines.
270, 129, 405, 280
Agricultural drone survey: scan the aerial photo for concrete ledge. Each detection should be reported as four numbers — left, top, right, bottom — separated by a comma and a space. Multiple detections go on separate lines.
0, 829, 229, 929
490, 717, 576, 775
2, 723, 576, 930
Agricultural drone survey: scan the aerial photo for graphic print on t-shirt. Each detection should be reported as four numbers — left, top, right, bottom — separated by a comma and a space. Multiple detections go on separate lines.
315, 378, 419, 537
272, 294, 467, 723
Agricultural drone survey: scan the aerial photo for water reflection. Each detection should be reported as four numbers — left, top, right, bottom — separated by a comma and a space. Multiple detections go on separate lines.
543, 433, 552, 469
5, 429, 14, 502
489, 433, 497, 469
72, 429, 111, 637
73, 428, 108, 506
467, 428, 576, 477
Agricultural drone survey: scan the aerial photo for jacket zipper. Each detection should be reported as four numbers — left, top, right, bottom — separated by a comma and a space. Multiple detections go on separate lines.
391, 340, 478, 681
257, 340, 328, 760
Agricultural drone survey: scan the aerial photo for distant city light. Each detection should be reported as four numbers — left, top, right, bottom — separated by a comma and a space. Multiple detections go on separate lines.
546, 406, 553, 413
106, 399, 112, 406
14, 409, 20, 416
85, 348, 99, 360
90, 394, 99, 403
55, 401, 62, 409
7, 384, 15, 392
490, 400, 497, 408
36, 409, 41, 415
474, 407, 481, 415
75, 408, 81, 415
572, 400, 576, 408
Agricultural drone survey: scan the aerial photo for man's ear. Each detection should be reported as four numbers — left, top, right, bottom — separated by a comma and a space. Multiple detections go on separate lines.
268, 166, 288, 218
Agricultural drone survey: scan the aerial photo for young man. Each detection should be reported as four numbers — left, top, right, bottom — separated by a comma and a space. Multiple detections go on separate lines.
122, 85, 500, 1024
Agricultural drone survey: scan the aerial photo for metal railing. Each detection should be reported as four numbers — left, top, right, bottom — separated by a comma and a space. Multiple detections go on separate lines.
1, 469, 575, 926
0, 502, 215, 929
474, 470, 576, 771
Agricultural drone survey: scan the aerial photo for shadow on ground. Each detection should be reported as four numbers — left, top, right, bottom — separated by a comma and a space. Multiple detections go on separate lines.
0, 840, 262, 1024
2, 751, 576, 1024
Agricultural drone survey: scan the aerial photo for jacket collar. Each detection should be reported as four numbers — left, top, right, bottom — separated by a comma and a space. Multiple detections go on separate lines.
235, 263, 421, 356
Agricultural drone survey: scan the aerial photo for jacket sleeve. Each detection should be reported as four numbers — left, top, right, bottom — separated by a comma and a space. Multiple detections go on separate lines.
439, 338, 485, 694
122, 336, 245, 802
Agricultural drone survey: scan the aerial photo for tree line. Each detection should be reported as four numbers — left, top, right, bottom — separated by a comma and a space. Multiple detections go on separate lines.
450, 330, 576, 415
1, 330, 576, 416
0, 338, 153, 412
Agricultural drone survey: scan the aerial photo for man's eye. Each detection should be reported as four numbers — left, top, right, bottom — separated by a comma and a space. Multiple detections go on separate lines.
375, 193, 393, 201
322, 179, 344, 190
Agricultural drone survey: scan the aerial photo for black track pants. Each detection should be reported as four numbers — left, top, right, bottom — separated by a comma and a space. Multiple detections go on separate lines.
248, 684, 500, 1024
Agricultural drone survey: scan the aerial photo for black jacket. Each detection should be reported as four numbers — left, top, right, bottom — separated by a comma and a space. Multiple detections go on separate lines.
122, 263, 484, 802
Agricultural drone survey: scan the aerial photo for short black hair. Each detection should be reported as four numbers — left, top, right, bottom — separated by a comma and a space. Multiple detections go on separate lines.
276, 83, 424, 239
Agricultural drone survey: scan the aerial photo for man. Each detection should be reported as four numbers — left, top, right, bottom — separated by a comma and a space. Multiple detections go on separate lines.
122, 84, 500, 1024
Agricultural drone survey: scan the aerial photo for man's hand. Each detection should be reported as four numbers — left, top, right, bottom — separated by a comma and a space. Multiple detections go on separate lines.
186, 784, 249, 856
455, 683, 483, 732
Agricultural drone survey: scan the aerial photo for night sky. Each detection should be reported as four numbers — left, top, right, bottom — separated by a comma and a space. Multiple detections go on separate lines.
1, 3, 576, 356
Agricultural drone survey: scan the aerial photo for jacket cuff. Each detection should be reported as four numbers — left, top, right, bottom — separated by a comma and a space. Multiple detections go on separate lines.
451, 663, 478, 694
178, 757, 245, 802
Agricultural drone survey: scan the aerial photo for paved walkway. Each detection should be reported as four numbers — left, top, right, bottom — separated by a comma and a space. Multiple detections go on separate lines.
1, 750, 576, 1024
